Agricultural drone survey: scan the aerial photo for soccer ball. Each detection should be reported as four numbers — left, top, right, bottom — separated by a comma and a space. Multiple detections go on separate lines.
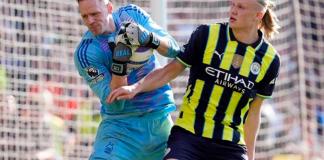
128, 46, 153, 70
116, 24, 153, 70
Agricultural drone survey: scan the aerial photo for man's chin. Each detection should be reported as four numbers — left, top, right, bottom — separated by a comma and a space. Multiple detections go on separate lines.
90, 29, 101, 36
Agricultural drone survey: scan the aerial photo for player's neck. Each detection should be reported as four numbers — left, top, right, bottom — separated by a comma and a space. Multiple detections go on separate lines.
232, 26, 259, 45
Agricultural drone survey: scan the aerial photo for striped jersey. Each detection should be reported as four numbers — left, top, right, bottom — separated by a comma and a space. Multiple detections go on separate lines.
175, 23, 280, 144
74, 4, 177, 117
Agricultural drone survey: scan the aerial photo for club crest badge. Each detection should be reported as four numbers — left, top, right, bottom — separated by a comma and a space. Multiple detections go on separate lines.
232, 54, 244, 69
86, 67, 99, 78
250, 62, 261, 75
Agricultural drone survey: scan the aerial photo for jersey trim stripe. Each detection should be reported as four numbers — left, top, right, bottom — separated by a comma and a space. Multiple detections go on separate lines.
256, 93, 272, 99
77, 39, 92, 68
176, 57, 191, 68
226, 24, 231, 42
83, 39, 92, 67
77, 40, 86, 68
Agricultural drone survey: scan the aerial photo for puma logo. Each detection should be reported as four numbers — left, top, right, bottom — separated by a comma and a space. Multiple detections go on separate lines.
214, 50, 223, 60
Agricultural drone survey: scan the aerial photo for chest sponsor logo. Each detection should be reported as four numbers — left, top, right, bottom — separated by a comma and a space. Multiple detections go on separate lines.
205, 67, 255, 94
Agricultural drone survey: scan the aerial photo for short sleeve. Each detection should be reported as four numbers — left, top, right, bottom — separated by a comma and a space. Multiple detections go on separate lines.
256, 54, 280, 98
176, 25, 208, 67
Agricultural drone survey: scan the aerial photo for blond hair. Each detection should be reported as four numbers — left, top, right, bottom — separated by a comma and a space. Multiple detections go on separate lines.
257, 0, 280, 39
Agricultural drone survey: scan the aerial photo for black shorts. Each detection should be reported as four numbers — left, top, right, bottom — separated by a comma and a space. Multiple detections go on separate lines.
164, 126, 248, 160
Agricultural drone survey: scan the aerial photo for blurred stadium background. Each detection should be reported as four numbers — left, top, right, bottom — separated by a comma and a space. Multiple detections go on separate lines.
0, 0, 323, 159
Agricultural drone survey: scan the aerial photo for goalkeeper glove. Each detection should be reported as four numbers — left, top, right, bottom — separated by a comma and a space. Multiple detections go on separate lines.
120, 22, 160, 49
111, 42, 132, 76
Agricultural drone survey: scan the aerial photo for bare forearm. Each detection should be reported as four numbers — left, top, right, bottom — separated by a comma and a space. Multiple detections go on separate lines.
244, 112, 260, 160
136, 69, 171, 93
110, 75, 127, 90
134, 59, 185, 93
244, 97, 264, 160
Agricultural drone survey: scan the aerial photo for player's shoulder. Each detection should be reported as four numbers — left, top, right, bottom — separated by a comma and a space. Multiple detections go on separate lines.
75, 32, 93, 53
262, 39, 280, 61
114, 4, 149, 18
193, 21, 228, 35
190, 24, 209, 38
74, 32, 98, 63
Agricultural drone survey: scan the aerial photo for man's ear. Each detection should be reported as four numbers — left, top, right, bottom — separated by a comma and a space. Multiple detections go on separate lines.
107, 2, 113, 14
256, 11, 265, 21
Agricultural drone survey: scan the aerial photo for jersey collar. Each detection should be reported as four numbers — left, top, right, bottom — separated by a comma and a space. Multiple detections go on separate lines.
226, 24, 264, 50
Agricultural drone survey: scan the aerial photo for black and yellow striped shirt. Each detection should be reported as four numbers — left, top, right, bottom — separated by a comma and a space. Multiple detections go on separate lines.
175, 23, 280, 145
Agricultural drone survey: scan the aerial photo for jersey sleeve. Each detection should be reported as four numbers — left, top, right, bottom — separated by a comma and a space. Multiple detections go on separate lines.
256, 54, 280, 98
176, 25, 208, 67
74, 39, 111, 105
115, 4, 180, 58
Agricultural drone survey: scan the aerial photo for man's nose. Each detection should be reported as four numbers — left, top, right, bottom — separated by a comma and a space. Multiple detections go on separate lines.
230, 5, 237, 15
86, 16, 95, 25
230, 8, 237, 15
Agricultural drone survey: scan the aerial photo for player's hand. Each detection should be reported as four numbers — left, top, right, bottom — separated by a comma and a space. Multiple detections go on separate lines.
107, 85, 138, 103
111, 42, 132, 76
118, 22, 160, 49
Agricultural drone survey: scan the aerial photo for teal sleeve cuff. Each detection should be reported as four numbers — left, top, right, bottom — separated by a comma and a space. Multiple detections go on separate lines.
166, 39, 180, 58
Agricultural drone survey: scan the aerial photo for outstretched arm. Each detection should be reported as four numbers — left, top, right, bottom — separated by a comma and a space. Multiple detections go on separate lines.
107, 59, 185, 103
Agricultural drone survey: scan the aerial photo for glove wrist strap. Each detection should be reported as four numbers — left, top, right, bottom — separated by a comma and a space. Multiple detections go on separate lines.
111, 60, 127, 76
146, 32, 160, 49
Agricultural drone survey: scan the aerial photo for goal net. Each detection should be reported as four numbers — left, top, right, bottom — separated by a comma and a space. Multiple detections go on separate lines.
0, 0, 322, 160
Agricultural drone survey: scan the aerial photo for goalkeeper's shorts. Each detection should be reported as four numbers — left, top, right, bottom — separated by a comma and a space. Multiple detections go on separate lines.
89, 107, 174, 160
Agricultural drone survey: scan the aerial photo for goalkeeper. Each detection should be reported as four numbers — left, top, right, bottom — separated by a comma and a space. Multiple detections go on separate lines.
74, 0, 180, 159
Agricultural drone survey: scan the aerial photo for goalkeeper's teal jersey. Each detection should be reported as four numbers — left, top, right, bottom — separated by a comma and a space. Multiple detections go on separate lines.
74, 4, 177, 117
